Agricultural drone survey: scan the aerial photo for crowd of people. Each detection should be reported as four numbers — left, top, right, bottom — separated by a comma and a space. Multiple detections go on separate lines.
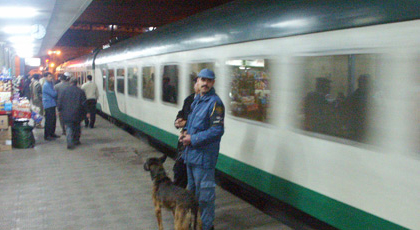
20, 68, 225, 230
19, 72, 99, 149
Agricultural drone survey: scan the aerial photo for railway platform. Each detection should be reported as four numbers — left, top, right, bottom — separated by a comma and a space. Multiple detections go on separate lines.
0, 116, 299, 230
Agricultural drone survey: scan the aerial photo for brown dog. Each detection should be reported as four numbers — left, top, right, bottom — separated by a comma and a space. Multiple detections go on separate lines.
144, 155, 202, 230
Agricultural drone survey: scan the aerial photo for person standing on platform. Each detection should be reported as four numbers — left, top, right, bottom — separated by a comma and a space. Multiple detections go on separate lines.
21, 74, 31, 99
58, 77, 87, 149
182, 69, 225, 230
30, 74, 43, 128
173, 77, 200, 188
42, 72, 59, 141
39, 74, 47, 87
81, 75, 99, 128
54, 73, 70, 135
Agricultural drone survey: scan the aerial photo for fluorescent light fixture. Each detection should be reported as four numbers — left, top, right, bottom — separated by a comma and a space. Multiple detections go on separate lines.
25, 58, 41, 67
9, 36, 34, 44
16, 50, 34, 58
3, 26, 33, 34
0, 7, 38, 18
13, 42, 35, 58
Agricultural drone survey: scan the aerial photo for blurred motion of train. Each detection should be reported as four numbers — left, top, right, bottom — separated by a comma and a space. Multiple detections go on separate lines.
57, 0, 420, 229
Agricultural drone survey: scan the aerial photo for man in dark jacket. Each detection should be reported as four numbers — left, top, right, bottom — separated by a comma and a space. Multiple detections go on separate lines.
57, 77, 87, 149
54, 74, 70, 135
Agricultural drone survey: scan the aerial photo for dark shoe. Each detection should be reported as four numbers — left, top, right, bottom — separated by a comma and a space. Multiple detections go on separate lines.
89, 126, 94, 129
44, 137, 54, 141
67, 145, 75, 150
75, 140, 81, 145
51, 134, 60, 138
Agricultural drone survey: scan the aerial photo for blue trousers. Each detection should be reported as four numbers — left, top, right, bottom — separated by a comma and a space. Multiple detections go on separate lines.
187, 164, 216, 230
65, 122, 81, 147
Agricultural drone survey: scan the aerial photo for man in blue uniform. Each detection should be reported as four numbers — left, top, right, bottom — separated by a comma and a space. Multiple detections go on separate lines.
182, 69, 224, 230
42, 72, 59, 140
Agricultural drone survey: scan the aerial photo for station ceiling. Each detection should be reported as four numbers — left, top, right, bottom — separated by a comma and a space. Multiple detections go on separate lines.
54, 0, 234, 63
1, 0, 233, 65
0, 0, 91, 58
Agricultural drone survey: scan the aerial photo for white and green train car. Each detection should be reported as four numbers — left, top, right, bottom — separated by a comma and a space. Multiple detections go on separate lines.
59, 0, 420, 229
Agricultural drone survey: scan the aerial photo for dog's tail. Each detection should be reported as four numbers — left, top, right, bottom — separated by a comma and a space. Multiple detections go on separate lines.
191, 200, 202, 230
192, 205, 198, 230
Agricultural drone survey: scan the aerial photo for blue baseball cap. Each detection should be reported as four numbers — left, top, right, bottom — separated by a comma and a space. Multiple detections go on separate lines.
198, 69, 215, 79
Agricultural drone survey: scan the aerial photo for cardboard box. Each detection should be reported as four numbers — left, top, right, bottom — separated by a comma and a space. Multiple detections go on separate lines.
0, 115, 8, 129
0, 127, 12, 151
0, 127, 11, 139
0, 141, 12, 151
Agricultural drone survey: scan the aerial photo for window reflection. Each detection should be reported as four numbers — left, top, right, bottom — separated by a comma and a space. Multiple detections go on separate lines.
161, 65, 178, 104
117, 68, 125, 94
108, 69, 115, 92
227, 59, 271, 123
142, 66, 155, 100
298, 54, 380, 142
128, 67, 138, 97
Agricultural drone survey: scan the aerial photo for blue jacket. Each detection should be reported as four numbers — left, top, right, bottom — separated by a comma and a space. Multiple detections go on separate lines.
42, 81, 57, 109
185, 88, 224, 168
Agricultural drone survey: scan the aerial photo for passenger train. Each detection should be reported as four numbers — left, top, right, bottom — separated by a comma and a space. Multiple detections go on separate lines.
57, 1, 420, 229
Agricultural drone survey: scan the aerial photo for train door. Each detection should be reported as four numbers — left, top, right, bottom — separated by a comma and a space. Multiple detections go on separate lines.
116, 67, 126, 114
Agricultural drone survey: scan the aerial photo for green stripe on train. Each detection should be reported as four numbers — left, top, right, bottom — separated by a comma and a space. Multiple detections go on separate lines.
103, 92, 408, 230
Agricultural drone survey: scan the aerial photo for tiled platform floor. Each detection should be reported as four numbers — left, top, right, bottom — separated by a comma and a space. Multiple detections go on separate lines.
0, 117, 291, 230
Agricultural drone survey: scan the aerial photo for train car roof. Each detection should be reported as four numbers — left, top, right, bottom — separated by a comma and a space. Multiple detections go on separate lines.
60, 53, 95, 69
95, 0, 420, 64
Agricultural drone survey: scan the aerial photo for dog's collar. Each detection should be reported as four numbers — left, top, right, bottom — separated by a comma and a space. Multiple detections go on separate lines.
155, 176, 171, 185
151, 167, 167, 181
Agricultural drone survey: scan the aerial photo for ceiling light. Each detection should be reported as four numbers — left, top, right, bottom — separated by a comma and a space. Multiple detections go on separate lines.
0, 7, 38, 18
15, 50, 34, 58
9, 36, 34, 44
3, 26, 33, 34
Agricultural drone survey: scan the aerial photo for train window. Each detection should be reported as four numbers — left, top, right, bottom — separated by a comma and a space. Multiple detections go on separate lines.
128, 67, 138, 97
297, 54, 380, 143
161, 65, 178, 104
227, 59, 271, 123
102, 69, 106, 90
142, 66, 155, 100
108, 69, 115, 92
117, 68, 125, 94
189, 62, 215, 94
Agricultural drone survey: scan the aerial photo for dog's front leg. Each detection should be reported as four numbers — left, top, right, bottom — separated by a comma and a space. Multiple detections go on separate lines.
154, 198, 163, 230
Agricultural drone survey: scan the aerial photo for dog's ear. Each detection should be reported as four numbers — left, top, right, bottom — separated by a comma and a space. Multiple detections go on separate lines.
159, 155, 167, 164
143, 161, 150, 171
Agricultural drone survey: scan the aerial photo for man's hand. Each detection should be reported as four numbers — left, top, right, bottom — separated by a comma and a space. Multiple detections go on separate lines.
175, 118, 187, 129
178, 130, 187, 142
182, 134, 191, 146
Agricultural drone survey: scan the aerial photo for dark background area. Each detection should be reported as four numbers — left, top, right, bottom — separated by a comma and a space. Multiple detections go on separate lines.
54, 0, 233, 63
